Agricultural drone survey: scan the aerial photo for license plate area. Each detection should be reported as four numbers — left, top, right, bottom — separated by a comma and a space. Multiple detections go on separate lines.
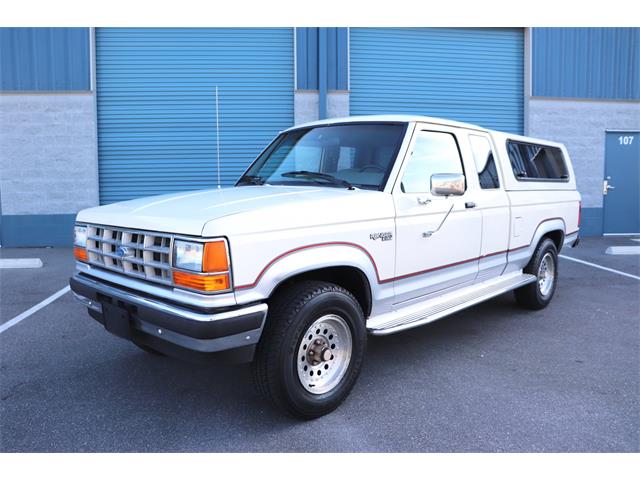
101, 301, 133, 339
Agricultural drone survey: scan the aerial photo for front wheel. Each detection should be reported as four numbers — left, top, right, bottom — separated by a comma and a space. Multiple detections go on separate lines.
515, 237, 559, 310
251, 281, 367, 419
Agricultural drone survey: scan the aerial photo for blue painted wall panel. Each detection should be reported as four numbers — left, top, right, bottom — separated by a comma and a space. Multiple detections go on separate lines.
0, 28, 90, 91
96, 28, 294, 204
296, 28, 348, 90
350, 28, 524, 133
533, 28, 639, 100
580, 208, 603, 236
0, 214, 76, 247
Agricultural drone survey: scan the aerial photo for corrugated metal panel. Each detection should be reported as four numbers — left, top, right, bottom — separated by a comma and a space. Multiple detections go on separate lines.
296, 28, 318, 90
296, 28, 348, 90
0, 28, 90, 91
533, 28, 639, 100
350, 28, 524, 133
96, 28, 294, 204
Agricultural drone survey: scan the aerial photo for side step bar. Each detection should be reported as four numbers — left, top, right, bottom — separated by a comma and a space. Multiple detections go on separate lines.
367, 272, 536, 336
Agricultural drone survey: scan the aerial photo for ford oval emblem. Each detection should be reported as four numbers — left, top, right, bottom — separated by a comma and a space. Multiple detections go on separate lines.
116, 246, 130, 258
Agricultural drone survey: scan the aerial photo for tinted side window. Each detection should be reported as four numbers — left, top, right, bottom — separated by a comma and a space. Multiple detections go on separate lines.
401, 131, 464, 193
469, 135, 500, 189
507, 140, 568, 181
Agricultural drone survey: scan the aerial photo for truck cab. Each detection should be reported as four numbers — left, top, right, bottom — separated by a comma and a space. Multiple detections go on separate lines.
70, 115, 581, 418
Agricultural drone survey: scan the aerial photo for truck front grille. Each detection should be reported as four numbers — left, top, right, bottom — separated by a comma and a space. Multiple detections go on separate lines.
85, 225, 173, 286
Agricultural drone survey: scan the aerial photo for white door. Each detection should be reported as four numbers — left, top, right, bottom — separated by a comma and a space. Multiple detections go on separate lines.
467, 132, 511, 281
393, 127, 482, 304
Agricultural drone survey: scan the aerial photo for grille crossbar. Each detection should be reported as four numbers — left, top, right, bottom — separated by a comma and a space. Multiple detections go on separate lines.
86, 225, 173, 285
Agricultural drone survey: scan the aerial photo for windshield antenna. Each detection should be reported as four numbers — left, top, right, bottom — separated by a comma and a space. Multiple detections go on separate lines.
215, 86, 221, 189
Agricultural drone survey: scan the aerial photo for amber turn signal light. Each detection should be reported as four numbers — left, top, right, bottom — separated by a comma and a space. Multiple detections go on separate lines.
203, 240, 229, 272
73, 246, 88, 262
173, 271, 230, 292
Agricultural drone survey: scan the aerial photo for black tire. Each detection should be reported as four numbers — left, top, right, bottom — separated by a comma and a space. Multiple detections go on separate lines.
251, 280, 367, 419
514, 237, 559, 310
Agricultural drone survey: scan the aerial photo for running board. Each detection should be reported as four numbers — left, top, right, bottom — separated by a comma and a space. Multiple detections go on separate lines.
367, 272, 536, 336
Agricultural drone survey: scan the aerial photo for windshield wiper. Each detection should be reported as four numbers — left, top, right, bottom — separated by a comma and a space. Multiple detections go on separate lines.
281, 171, 355, 190
237, 175, 266, 186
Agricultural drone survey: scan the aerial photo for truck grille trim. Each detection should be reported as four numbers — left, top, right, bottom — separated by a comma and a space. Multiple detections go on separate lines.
85, 225, 173, 286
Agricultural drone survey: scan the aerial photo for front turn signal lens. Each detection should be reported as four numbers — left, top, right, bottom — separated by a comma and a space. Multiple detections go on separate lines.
173, 271, 230, 292
203, 240, 229, 272
74, 246, 88, 262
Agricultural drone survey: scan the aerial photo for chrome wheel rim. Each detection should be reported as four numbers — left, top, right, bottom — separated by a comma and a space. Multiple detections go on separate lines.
296, 314, 352, 395
538, 252, 556, 297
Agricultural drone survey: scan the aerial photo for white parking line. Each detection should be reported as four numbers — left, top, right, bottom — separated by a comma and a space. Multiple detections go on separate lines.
0, 286, 70, 334
605, 246, 640, 255
559, 255, 640, 281
0, 258, 43, 269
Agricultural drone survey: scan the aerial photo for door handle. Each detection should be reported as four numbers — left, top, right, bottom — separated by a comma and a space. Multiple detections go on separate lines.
417, 196, 431, 205
465, 202, 476, 209
603, 179, 615, 195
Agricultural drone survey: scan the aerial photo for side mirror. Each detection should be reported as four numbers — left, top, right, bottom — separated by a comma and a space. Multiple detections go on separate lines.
431, 173, 465, 196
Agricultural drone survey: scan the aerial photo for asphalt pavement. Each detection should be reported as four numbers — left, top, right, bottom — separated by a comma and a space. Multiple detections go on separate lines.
1, 237, 638, 452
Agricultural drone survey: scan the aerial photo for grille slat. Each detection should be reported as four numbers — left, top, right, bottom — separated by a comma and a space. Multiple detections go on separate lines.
86, 248, 172, 270
87, 236, 170, 254
86, 225, 173, 286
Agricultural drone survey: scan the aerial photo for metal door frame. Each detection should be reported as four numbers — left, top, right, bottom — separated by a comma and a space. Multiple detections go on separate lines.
602, 129, 640, 236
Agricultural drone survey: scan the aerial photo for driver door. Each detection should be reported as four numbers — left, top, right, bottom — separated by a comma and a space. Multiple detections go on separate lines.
393, 127, 482, 304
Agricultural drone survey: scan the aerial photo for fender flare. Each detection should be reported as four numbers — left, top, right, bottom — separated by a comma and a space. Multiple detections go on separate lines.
233, 242, 383, 304
510, 217, 566, 262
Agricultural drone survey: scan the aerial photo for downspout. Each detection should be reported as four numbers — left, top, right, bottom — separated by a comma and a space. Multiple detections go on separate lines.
318, 28, 327, 120
523, 27, 532, 136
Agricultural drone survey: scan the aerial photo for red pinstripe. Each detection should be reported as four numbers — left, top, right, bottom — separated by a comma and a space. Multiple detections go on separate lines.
234, 219, 578, 290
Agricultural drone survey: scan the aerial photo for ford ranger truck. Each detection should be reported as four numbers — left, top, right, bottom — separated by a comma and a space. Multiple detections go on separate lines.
70, 115, 581, 419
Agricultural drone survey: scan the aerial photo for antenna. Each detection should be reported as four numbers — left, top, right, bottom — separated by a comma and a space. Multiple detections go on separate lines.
215, 86, 221, 189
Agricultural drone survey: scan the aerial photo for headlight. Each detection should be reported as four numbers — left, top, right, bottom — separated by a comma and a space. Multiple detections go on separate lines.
173, 239, 231, 292
74, 225, 87, 247
73, 225, 88, 262
174, 240, 204, 272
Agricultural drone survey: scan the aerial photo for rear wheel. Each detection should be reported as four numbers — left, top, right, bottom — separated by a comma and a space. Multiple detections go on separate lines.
515, 237, 558, 310
252, 281, 366, 419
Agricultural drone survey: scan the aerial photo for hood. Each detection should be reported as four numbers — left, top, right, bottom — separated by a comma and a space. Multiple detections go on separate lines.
76, 186, 393, 236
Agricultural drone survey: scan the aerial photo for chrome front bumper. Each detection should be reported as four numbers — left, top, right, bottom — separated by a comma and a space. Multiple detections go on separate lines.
70, 273, 268, 363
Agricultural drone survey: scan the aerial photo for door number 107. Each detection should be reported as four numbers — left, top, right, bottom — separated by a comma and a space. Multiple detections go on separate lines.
618, 135, 635, 145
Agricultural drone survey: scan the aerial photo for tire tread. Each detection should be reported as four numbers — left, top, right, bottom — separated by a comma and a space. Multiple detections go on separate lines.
515, 237, 558, 310
251, 280, 363, 418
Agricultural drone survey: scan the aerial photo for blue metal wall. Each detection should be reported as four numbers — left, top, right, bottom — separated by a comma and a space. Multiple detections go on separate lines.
96, 28, 294, 204
349, 28, 524, 133
533, 28, 639, 100
296, 28, 348, 90
0, 28, 90, 91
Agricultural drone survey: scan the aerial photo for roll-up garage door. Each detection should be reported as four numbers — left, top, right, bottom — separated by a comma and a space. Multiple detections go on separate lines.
96, 28, 293, 204
350, 28, 524, 133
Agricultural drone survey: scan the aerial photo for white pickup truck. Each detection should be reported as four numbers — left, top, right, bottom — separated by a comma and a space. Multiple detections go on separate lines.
70, 115, 581, 418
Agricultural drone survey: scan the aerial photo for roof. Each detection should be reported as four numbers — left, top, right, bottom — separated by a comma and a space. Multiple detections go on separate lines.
284, 115, 567, 148
284, 114, 491, 133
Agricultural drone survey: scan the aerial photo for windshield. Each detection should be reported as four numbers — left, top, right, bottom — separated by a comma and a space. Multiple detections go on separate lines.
237, 123, 407, 190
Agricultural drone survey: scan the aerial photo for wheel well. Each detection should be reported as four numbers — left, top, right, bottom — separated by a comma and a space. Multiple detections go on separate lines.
269, 266, 373, 317
542, 229, 564, 252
